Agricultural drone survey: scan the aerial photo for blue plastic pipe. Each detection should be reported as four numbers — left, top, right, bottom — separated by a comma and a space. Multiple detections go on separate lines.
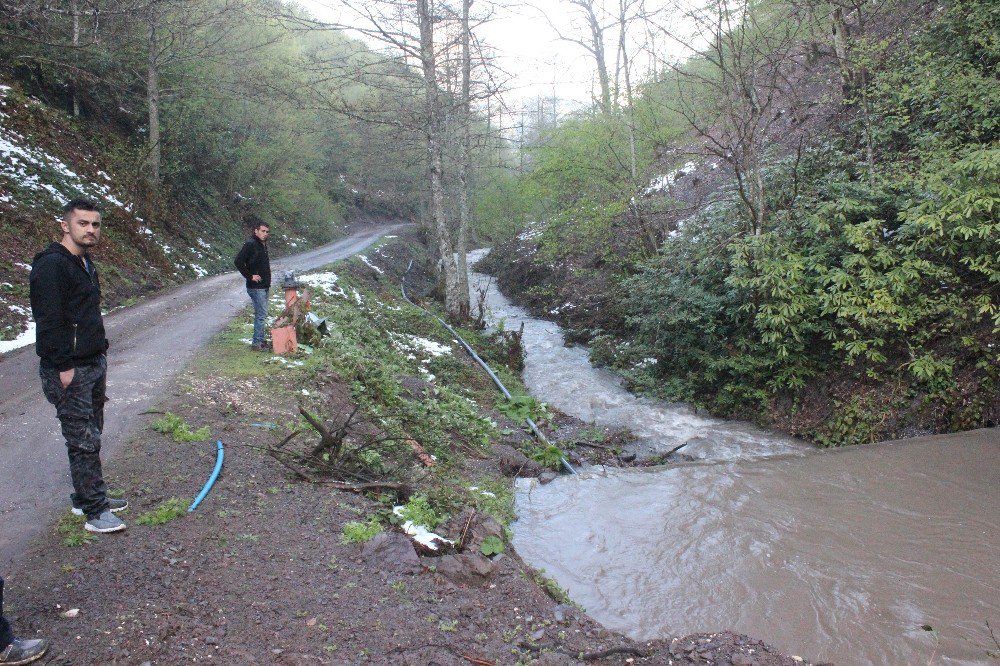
188, 440, 225, 512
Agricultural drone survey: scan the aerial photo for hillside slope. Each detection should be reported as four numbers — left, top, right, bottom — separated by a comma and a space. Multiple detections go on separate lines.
0, 77, 328, 351
475, 0, 999, 445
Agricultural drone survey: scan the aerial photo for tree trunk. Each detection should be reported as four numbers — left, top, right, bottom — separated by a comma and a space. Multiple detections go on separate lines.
417, 0, 461, 318
455, 0, 473, 319
72, 0, 80, 117
585, 0, 612, 113
146, 11, 161, 186
831, 5, 854, 96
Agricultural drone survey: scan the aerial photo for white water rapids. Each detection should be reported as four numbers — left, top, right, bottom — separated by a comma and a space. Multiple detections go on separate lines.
469, 250, 1000, 665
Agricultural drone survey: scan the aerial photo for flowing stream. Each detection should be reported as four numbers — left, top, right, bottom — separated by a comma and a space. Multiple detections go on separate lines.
469, 250, 1000, 665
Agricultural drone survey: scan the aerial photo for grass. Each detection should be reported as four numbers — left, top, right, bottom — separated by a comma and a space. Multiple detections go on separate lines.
531, 569, 576, 607
151, 412, 212, 443
55, 510, 95, 547
134, 498, 188, 526
341, 518, 383, 544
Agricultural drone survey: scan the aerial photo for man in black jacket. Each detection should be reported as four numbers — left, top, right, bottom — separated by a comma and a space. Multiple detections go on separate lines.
233, 216, 271, 351
29, 199, 127, 534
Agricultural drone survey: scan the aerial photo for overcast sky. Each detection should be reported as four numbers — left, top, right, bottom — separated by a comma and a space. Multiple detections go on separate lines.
293, 0, 700, 121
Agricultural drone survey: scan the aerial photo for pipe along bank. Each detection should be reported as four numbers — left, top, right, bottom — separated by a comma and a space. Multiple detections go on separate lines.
402, 261, 576, 475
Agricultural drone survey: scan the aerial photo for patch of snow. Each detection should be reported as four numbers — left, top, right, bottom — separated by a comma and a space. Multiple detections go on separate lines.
392, 333, 452, 358
644, 160, 698, 195
15, 262, 30, 271
0, 320, 35, 354
359, 255, 384, 274
392, 506, 454, 551
299, 271, 347, 298
191, 264, 208, 278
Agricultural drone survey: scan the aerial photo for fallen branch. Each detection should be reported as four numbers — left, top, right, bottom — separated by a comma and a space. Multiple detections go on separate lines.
463, 656, 495, 666
518, 641, 649, 661
314, 479, 411, 496
664, 440, 690, 457
574, 441, 617, 451
458, 509, 476, 551
408, 437, 436, 467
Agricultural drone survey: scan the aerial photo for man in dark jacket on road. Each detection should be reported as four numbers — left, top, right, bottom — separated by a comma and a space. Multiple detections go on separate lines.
29, 198, 128, 534
233, 216, 271, 351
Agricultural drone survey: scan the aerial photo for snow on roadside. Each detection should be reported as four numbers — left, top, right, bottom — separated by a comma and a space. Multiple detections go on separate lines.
299, 271, 348, 299
359, 255, 384, 274
0, 320, 35, 354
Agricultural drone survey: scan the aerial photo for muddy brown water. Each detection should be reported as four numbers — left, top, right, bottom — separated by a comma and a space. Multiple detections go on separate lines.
469, 250, 1000, 665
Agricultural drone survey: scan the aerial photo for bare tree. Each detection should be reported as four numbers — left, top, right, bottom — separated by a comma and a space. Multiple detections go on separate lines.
652, 0, 807, 234
538, 0, 614, 113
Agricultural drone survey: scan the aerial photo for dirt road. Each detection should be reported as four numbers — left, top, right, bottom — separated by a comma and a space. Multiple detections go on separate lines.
0, 224, 403, 565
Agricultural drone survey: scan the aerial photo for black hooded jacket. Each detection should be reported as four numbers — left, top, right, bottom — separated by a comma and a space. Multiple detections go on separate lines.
29, 242, 109, 371
234, 237, 271, 289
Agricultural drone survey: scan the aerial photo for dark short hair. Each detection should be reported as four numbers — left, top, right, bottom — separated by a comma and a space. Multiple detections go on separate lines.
63, 198, 101, 219
245, 214, 269, 231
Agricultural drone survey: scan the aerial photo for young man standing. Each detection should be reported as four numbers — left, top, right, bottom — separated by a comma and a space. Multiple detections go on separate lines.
30, 198, 127, 534
234, 216, 271, 351
0, 576, 48, 664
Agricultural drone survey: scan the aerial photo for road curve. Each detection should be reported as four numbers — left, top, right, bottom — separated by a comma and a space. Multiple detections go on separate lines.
0, 224, 405, 565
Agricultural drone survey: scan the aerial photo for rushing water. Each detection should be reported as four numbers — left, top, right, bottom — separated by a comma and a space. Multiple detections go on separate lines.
469, 251, 1000, 665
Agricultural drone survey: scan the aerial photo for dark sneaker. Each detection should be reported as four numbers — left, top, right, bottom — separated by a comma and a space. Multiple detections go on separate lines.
0, 638, 49, 665
84, 510, 126, 533
71, 497, 128, 517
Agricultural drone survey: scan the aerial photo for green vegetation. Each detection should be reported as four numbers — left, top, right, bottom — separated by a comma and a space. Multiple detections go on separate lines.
134, 498, 188, 526
475, 0, 999, 444
55, 510, 96, 548
496, 395, 548, 423
396, 495, 445, 530
531, 445, 567, 471
480, 535, 505, 557
341, 519, 383, 544
151, 412, 212, 443
531, 569, 574, 606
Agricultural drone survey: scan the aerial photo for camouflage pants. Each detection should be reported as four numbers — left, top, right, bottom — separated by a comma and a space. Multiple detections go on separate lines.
40, 355, 109, 519
0, 575, 11, 650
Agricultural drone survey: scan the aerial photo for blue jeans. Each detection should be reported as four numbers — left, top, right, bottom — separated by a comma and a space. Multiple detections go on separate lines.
247, 288, 269, 346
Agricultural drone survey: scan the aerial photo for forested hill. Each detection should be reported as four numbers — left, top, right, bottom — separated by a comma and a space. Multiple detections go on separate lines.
0, 1, 429, 345
473, 0, 999, 445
